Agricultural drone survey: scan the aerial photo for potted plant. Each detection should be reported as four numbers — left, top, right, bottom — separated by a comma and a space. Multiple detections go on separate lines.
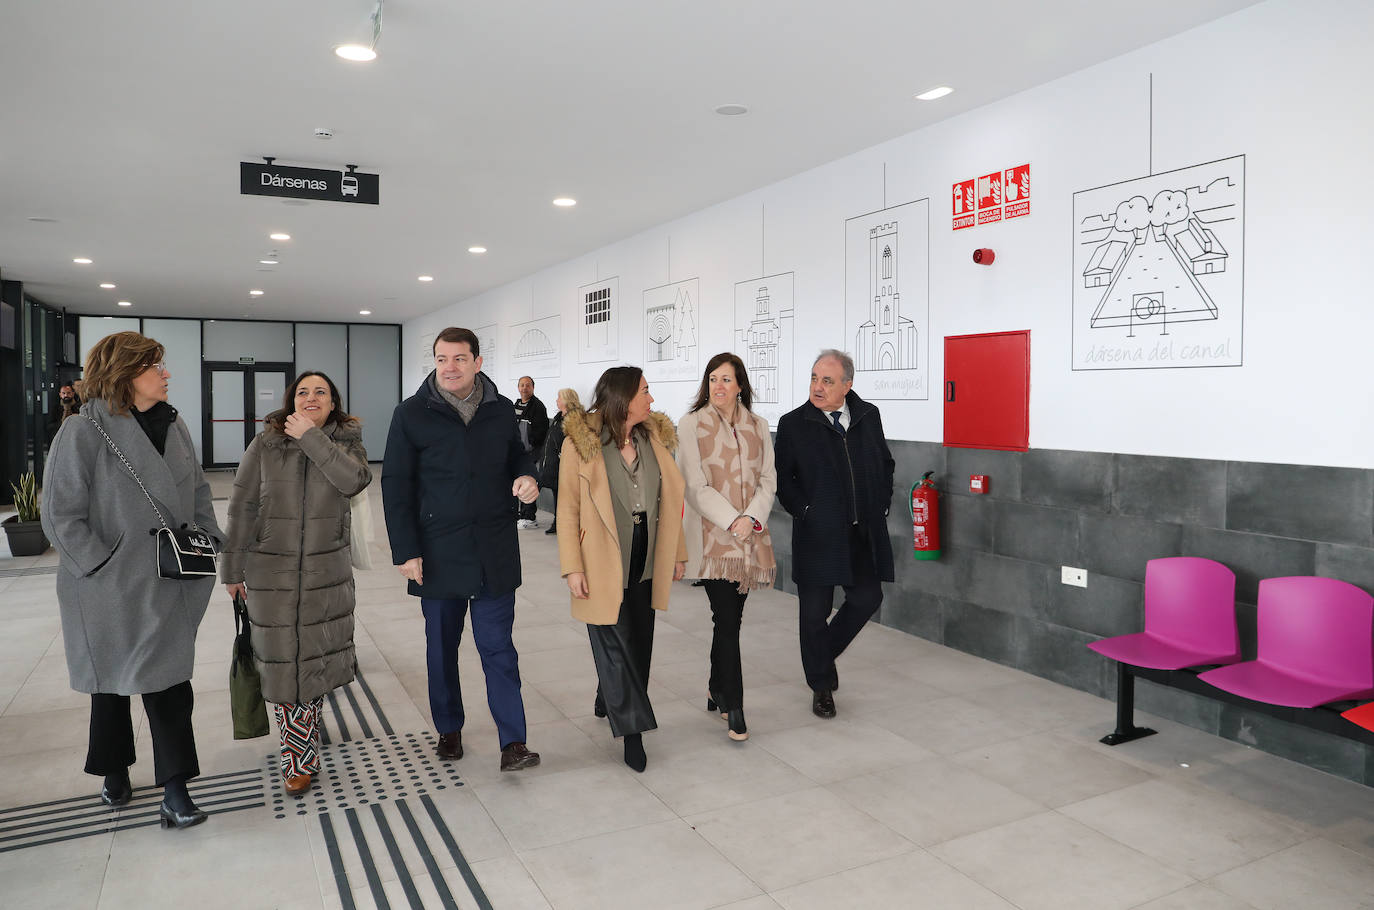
3, 472, 50, 556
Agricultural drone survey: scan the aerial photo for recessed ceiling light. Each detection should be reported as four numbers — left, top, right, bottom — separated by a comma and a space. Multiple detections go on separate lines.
259, 258, 278, 265
468, 246, 487, 254
359, 309, 372, 316
250, 289, 265, 296
117, 300, 132, 307
73, 257, 93, 264
417, 275, 434, 282
269, 232, 291, 241
915, 86, 954, 101
334, 44, 377, 62
100, 283, 116, 289
714, 103, 748, 116
552, 197, 577, 207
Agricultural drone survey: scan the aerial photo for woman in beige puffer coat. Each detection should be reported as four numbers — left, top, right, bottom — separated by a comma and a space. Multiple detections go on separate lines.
222, 371, 371, 796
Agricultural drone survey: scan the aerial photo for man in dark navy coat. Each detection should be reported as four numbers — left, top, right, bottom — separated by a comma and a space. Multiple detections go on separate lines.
381, 327, 542, 771
775, 349, 895, 718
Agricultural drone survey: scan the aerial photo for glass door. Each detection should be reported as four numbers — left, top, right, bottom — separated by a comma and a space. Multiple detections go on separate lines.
202, 361, 293, 468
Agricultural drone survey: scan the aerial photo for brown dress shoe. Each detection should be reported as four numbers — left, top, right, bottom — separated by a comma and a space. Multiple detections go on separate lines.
436, 731, 463, 760
500, 742, 540, 772
284, 774, 312, 796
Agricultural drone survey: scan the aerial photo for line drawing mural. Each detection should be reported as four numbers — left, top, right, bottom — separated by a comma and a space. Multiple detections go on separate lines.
507, 315, 560, 379
578, 277, 619, 364
475, 324, 499, 380
734, 272, 795, 427
643, 278, 700, 382
844, 197, 930, 400
418, 330, 436, 374
1072, 155, 1244, 370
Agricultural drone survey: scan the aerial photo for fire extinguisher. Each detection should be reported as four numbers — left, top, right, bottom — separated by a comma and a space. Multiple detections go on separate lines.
910, 471, 941, 561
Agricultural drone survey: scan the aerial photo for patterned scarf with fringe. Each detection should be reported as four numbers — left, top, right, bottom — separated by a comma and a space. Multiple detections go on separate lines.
695, 405, 776, 591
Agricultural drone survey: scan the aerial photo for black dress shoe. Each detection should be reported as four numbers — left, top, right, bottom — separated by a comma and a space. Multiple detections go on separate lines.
545, 523, 557, 535
100, 772, 132, 807
436, 731, 463, 760
623, 733, 647, 772
500, 742, 541, 772
158, 799, 208, 830
812, 689, 836, 719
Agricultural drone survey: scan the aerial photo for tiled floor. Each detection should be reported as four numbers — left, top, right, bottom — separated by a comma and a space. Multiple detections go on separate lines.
2, 472, 1373, 909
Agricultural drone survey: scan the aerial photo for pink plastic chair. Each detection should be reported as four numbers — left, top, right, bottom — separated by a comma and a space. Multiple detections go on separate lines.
1088, 557, 1239, 745
1198, 576, 1374, 708
1088, 556, 1240, 669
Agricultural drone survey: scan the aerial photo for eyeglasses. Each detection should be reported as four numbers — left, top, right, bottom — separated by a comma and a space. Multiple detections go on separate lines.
142, 361, 167, 373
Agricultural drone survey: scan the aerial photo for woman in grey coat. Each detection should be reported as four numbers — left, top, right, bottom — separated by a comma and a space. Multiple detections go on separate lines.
42, 331, 223, 830
222, 370, 371, 796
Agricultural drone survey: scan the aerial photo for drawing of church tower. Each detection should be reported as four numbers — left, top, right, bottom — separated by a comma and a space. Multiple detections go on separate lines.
740, 285, 780, 403
855, 222, 916, 371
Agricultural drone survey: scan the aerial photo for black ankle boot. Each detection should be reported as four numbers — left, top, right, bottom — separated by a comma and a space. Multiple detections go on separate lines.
101, 770, 132, 807
159, 775, 207, 829
623, 733, 647, 772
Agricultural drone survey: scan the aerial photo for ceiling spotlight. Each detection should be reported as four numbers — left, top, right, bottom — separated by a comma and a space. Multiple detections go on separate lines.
714, 103, 749, 116
250, 289, 265, 296
915, 86, 954, 101
468, 246, 487, 254
117, 300, 132, 307
552, 197, 576, 207
359, 309, 372, 316
269, 232, 291, 241
334, 44, 377, 62
259, 258, 279, 265
73, 257, 93, 264
417, 275, 434, 282
100, 283, 116, 289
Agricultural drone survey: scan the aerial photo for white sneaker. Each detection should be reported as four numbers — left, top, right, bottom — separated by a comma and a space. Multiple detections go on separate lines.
517, 519, 538, 530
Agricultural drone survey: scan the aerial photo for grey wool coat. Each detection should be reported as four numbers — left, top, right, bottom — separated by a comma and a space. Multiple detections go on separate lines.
221, 419, 371, 705
42, 399, 223, 696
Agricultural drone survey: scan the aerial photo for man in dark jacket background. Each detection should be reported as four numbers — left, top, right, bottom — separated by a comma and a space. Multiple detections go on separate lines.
513, 375, 549, 529
381, 327, 542, 772
775, 349, 895, 719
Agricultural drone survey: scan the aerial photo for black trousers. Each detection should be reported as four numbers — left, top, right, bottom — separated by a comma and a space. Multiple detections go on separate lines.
588, 517, 657, 737
796, 524, 884, 692
701, 580, 748, 710
86, 680, 199, 786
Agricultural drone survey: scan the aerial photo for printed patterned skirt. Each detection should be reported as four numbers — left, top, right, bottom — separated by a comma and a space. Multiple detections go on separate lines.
273, 697, 325, 777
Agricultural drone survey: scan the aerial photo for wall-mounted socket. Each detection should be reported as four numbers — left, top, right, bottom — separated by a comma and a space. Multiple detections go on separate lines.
1061, 566, 1087, 588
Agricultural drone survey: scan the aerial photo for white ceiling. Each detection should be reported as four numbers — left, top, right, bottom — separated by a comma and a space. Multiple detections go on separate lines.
0, 0, 1261, 324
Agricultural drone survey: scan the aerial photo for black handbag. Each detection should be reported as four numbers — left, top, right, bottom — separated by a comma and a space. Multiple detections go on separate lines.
230, 593, 270, 739
84, 414, 219, 579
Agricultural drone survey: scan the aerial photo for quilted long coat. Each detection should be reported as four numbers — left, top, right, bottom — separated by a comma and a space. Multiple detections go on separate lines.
221, 419, 371, 704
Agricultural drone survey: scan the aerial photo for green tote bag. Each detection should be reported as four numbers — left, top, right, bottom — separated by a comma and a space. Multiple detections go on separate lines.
230, 593, 270, 739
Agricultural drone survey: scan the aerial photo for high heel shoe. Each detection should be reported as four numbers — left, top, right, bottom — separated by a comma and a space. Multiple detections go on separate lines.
726, 707, 748, 742
100, 771, 132, 807
158, 799, 208, 830
705, 693, 727, 720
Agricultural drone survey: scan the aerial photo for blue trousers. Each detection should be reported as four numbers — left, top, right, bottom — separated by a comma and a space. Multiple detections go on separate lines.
421, 591, 528, 749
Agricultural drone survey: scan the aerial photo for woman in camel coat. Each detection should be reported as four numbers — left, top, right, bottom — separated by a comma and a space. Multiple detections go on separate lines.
557, 366, 686, 771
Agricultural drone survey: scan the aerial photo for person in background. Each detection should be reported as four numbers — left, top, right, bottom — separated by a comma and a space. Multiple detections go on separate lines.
557, 366, 686, 772
42, 331, 222, 829
382, 327, 542, 772
774, 349, 895, 719
677, 353, 777, 742
222, 370, 371, 797
46, 383, 80, 439
513, 375, 549, 529
538, 387, 583, 535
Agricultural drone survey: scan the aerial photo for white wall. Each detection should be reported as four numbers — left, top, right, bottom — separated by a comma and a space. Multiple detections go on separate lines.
404, 0, 1374, 469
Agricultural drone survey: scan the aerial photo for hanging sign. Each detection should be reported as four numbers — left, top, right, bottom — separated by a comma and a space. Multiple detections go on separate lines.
952, 163, 1030, 230
240, 161, 379, 205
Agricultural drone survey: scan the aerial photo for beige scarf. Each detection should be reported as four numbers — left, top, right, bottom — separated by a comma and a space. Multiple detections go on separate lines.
695, 405, 776, 591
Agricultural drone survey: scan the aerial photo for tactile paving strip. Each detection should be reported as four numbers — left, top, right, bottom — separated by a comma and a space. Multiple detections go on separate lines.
267, 732, 464, 820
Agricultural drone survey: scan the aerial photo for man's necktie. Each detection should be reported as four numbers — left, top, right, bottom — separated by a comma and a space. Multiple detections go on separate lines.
830, 411, 845, 436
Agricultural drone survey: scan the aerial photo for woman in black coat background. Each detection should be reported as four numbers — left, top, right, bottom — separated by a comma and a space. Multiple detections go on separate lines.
538, 387, 583, 534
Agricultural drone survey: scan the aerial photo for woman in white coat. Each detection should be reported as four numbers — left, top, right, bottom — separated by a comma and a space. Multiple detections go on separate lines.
676, 353, 776, 741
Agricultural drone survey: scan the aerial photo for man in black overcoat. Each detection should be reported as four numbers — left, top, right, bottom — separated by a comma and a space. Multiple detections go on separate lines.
774, 349, 895, 718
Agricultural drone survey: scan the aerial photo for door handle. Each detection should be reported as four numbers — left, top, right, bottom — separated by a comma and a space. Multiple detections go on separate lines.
946, 381, 955, 402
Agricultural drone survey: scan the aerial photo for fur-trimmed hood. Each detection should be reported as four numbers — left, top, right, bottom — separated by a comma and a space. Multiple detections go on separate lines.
258, 416, 363, 449
563, 409, 678, 462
